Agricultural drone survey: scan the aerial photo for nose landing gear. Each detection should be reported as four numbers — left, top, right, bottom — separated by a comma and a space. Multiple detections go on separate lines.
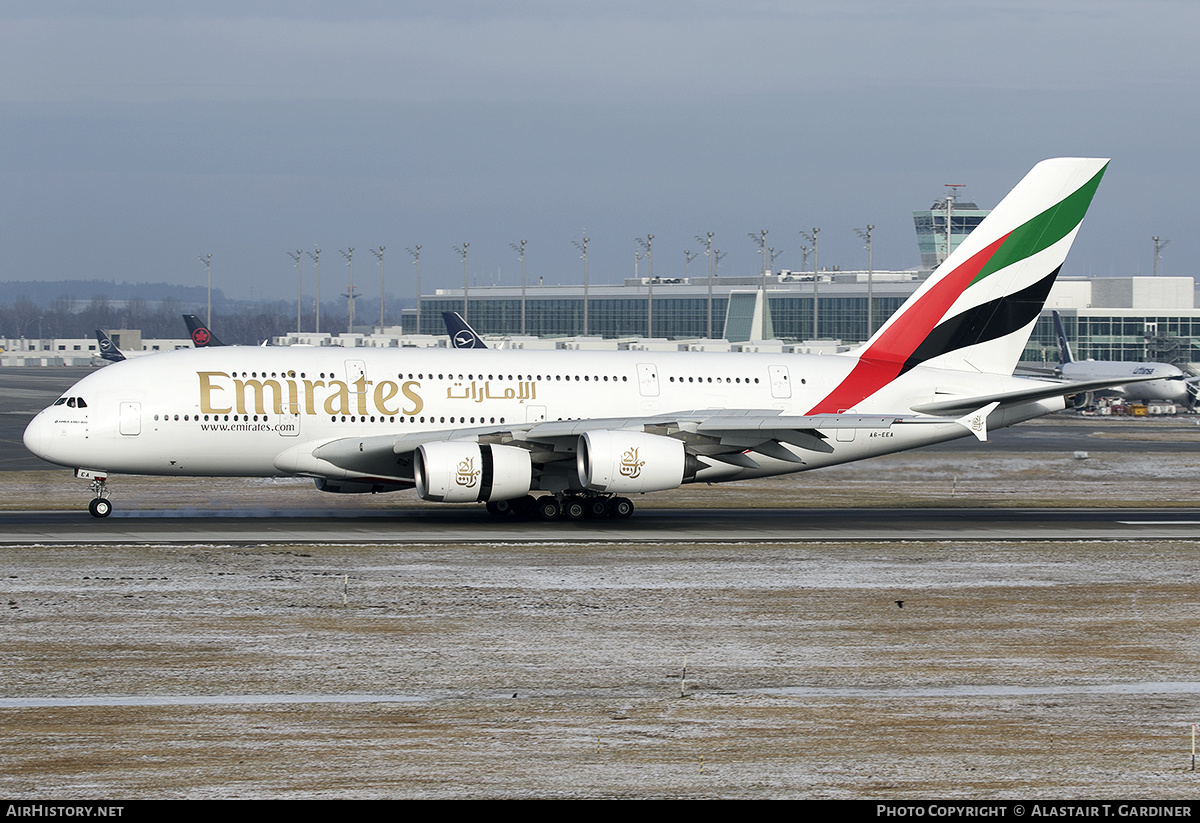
76, 469, 112, 518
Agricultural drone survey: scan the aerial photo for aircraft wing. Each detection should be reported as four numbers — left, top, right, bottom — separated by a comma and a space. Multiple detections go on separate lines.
275, 406, 999, 482
909, 375, 1171, 416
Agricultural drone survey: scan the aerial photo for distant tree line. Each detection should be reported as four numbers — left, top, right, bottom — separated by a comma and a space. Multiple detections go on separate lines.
0, 293, 407, 344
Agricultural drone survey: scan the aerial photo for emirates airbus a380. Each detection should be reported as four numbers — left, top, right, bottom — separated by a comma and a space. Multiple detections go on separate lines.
25, 158, 1143, 520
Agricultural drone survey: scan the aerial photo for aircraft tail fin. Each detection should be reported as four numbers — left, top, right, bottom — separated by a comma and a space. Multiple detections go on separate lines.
809, 157, 1108, 414
95, 330, 125, 362
183, 314, 224, 347
1052, 310, 1074, 364
443, 312, 489, 349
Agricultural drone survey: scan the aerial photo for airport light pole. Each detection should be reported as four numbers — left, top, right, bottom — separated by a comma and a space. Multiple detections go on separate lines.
307, 247, 321, 333
340, 247, 356, 334
406, 245, 422, 334
855, 224, 875, 335
510, 240, 527, 335
371, 246, 386, 329
287, 250, 303, 333
572, 235, 589, 336
637, 235, 654, 337
748, 230, 768, 293
197, 253, 212, 328
696, 232, 714, 338
800, 228, 819, 339
454, 243, 469, 319
1154, 236, 1170, 277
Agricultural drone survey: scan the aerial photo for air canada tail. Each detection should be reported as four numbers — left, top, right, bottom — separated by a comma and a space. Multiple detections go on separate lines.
810, 158, 1108, 414
183, 314, 224, 347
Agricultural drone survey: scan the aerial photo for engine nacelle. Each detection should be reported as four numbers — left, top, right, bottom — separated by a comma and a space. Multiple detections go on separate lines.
577, 430, 687, 494
414, 442, 532, 503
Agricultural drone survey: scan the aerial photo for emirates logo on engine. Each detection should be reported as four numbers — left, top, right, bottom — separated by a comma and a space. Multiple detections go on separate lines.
619, 446, 645, 479
455, 457, 480, 487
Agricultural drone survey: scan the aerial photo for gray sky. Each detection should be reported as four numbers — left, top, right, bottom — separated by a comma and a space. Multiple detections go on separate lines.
2, 1, 1197, 304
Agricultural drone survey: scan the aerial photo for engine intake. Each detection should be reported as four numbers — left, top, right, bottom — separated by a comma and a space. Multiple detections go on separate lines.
414, 442, 532, 503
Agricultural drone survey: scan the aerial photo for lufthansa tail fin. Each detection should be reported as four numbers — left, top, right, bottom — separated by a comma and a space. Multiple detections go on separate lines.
1052, 310, 1074, 364
183, 314, 225, 347
443, 312, 489, 349
95, 330, 126, 362
809, 158, 1108, 414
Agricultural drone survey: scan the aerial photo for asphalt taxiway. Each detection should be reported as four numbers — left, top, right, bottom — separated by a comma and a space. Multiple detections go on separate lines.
2, 505, 1199, 544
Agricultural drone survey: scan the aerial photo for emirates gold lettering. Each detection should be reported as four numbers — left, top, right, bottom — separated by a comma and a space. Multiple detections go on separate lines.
233, 378, 285, 415
198, 372, 424, 418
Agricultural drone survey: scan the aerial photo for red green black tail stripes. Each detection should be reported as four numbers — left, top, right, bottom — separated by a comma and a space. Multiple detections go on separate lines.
807, 160, 1107, 414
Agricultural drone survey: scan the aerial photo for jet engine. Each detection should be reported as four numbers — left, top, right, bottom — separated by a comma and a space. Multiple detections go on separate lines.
414, 442, 532, 503
577, 430, 695, 494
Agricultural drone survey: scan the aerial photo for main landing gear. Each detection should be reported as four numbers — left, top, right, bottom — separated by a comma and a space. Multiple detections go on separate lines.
77, 469, 112, 518
486, 494, 634, 521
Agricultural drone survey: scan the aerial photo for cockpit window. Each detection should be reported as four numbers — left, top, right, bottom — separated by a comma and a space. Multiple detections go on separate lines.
67, 398, 77, 407
76, 398, 87, 408
54, 398, 67, 406
53, 397, 87, 408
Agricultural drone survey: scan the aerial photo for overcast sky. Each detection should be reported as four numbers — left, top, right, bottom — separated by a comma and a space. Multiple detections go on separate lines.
2, 1, 1197, 306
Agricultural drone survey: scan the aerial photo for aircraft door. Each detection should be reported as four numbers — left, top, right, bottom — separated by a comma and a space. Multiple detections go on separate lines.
119, 402, 141, 436
637, 363, 660, 397
768, 365, 791, 399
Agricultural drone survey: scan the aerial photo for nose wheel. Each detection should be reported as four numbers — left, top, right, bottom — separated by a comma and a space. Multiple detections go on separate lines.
80, 471, 112, 518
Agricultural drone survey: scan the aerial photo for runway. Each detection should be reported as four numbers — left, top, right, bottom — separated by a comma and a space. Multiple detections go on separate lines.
3, 505, 1200, 544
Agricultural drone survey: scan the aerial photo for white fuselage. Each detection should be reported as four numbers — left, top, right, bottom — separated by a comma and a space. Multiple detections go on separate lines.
23, 346, 1057, 490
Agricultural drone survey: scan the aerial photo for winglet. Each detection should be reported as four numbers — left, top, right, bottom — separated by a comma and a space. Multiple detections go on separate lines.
955, 401, 999, 442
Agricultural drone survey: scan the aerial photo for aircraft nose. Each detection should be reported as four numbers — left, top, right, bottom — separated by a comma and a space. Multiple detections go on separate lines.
23, 412, 47, 460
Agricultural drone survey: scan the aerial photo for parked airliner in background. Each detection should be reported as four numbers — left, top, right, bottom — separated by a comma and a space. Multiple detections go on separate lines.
26, 158, 1146, 520
444, 312, 488, 349
1052, 310, 1191, 405
183, 314, 225, 348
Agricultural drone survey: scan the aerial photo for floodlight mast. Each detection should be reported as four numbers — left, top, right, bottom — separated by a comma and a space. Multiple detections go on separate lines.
748, 230, 768, 295
406, 245, 422, 334
855, 224, 875, 335
636, 235, 654, 337
1153, 236, 1171, 277
307, 247, 321, 333
799, 228, 819, 338
572, 235, 589, 336
197, 254, 212, 328
696, 232, 714, 338
510, 240, 527, 335
454, 243, 469, 319
287, 250, 303, 332
371, 247, 386, 329
340, 248, 356, 333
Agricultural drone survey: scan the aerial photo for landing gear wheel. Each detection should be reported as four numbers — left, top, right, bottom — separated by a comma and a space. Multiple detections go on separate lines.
609, 497, 634, 518
586, 497, 610, 519
535, 497, 561, 521
486, 499, 513, 517
512, 495, 537, 519
88, 498, 112, 518
563, 497, 587, 520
